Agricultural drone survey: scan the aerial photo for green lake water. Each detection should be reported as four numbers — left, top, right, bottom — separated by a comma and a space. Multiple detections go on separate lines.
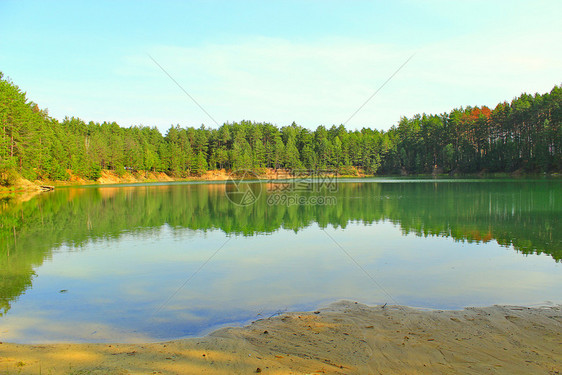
0, 178, 560, 343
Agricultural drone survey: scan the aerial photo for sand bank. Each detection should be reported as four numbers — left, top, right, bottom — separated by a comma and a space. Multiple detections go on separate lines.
1, 301, 560, 374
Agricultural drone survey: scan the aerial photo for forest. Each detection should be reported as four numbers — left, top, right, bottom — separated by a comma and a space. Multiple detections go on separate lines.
1, 71, 561, 185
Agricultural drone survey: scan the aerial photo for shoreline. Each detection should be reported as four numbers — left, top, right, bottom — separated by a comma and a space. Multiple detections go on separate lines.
0, 168, 320, 196
2, 168, 559, 198
1, 301, 560, 374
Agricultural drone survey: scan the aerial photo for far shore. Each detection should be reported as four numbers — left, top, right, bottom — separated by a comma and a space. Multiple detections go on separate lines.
0, 168, 318, 195
1, 301, 560, 374
2, 168, 559, 197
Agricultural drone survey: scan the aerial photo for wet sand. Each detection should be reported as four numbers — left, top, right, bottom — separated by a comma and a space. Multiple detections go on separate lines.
1, 301, 560, 374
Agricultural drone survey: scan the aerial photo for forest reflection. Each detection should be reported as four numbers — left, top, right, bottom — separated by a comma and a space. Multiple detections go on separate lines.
1, 179, 560, 316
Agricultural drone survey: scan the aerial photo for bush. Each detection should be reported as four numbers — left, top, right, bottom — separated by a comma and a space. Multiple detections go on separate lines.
115, 163, 126, 177
0, 168, 19, 187
252, 166, 268, 176
338, 165, 358, 176
20, 168, 37, 182
87, 162, 102, 180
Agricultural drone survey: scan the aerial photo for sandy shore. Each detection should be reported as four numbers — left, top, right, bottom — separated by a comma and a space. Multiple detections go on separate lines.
1, 301, 560, 374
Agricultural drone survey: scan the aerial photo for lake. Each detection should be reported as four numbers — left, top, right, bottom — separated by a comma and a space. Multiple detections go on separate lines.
0, 178, 560, 343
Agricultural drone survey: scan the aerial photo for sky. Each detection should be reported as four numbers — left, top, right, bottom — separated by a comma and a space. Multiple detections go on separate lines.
1, 0, 561, 133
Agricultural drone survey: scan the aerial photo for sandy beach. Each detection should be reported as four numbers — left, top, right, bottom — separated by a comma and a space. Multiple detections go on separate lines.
1, 301, 560, 374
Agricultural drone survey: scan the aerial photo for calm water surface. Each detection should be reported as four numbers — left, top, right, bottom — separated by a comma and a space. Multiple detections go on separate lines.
0, 178, 560, 343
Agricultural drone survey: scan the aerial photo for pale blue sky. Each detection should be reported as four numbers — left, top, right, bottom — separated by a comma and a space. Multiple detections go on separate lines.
1, 0, 561, 132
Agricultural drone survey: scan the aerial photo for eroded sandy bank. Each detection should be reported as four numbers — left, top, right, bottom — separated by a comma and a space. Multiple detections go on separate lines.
1, 301, 560, 374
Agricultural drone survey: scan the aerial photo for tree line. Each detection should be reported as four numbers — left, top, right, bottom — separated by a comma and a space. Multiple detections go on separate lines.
1, 71, 561, 184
